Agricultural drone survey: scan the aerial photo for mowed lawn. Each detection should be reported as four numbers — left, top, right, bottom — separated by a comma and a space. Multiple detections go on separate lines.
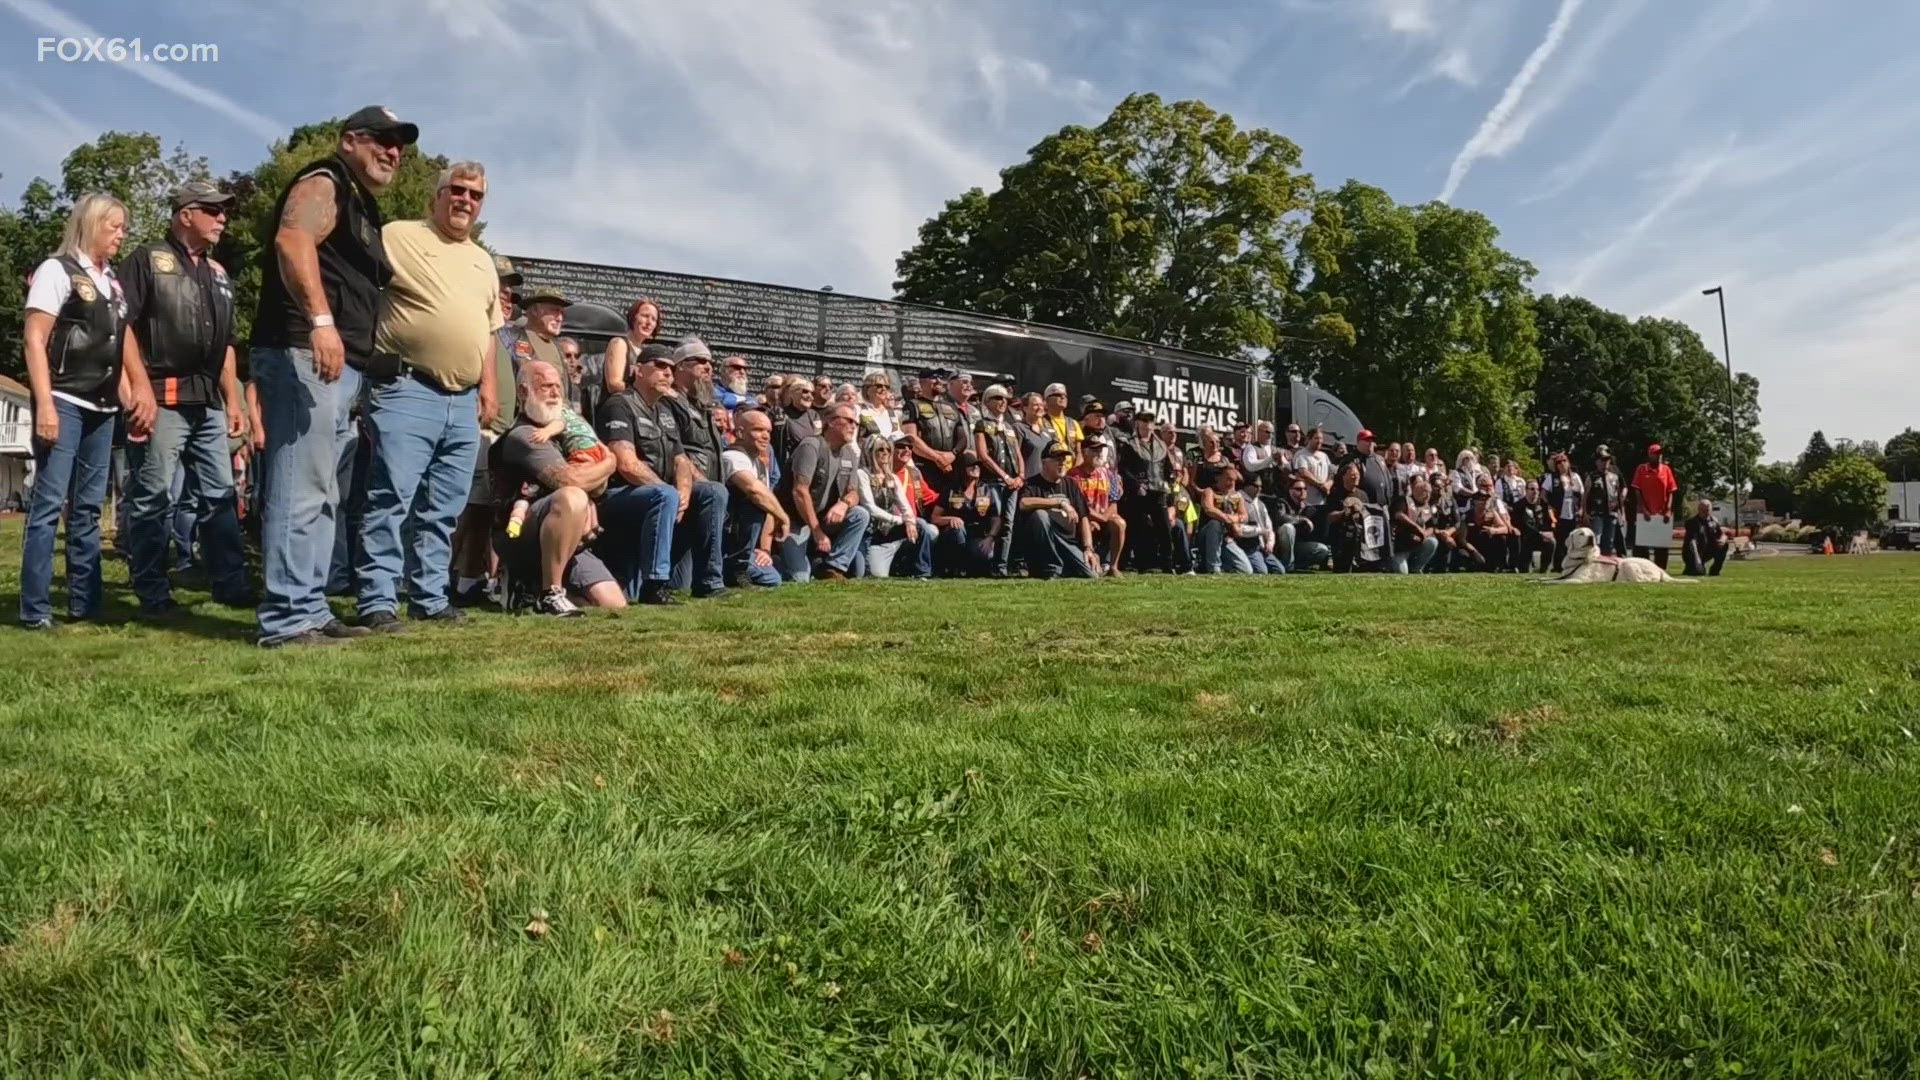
3, 522, 1918, 1077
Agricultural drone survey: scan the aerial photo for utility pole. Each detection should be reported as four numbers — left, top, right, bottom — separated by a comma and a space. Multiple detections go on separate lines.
1702, 287, 1739, 533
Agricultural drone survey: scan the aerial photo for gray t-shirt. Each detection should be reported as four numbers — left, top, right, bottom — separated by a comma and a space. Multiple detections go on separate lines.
783, 435, 858, 517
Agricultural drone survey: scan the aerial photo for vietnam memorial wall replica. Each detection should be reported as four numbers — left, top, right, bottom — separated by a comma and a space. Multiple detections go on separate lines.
510, 256, 1259, 433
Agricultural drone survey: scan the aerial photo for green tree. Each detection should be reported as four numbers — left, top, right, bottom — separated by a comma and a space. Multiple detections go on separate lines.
1882, 428, 1920, 482
1274, 181, 1540, 458
1796, 455, 1887, 534
1525, 295, 1760, 494
59, 131, 208, 245
1747, 461, 1797, 519
894, 93, 1315, 358
1795, 431, 1834, 484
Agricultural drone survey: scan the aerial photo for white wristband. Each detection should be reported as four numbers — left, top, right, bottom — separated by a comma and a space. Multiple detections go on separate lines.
311, 314, 335, 328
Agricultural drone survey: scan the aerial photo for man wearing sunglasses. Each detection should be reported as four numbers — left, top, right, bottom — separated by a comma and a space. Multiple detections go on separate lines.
353, 162, 500, 632
116, 178, 253, 616
251, 104, 416, 647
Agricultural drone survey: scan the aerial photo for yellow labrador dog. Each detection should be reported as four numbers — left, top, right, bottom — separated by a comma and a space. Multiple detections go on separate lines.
1543, 526, 1694, 584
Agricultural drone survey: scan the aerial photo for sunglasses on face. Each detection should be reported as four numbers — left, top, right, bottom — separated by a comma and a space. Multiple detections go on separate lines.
561, 352, 580, 361
189, 204, 228, 218
1046, 393, 1065, 399
446, 183, 485, 201
727, 363, 749, 372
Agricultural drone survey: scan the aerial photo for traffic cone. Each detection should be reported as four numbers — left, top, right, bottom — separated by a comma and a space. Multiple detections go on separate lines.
1822, 536, 1834, 556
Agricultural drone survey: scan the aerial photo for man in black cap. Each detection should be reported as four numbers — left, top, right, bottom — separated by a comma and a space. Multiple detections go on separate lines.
594, 342, 687, 604
1016, 441, 1098, 579
1080, 399, 1111, 466
1115, 408, 1174, 571
903, 366, 965, 494
250, 104, 417, 647
118, 178, 253, 615
1587, 443, 1624, 557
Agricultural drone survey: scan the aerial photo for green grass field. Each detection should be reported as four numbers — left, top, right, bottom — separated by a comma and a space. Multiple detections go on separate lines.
3, 523, 1918, 1076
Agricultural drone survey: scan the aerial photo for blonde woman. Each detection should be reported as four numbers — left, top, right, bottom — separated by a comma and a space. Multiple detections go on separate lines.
19, 192, 130, 628
855, 434, 931, 578
600, 297, 662, 396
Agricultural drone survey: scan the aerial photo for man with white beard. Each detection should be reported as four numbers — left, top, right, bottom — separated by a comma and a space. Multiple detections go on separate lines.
661, 336, 729, 598
489, 360, 624, 615
714, 354, 752, 410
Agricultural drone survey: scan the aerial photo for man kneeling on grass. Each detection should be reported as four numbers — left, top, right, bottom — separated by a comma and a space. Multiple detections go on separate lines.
489, 361, 626, 615
1017, 441, 1098, 579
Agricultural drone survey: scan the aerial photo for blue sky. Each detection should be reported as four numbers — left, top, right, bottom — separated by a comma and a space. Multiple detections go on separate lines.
3, 0, 1914, 460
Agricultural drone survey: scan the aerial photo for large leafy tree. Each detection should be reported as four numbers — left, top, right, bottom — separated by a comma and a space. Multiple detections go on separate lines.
1525, 294, 1760, 493
1797, 455, 1887, 533
1274, 181, 1540, 458
894, 93, 1314, 358
1882, 427, 1920, 482
1747, 461, 1797, 519
1795, 430, 1835, 484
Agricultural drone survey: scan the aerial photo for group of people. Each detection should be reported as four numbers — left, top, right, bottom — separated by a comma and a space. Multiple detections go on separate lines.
15, 105, 1730, 642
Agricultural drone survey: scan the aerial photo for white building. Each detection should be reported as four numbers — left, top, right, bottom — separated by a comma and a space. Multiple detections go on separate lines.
0, 375, 32, 509
1888, 481, 1920, 522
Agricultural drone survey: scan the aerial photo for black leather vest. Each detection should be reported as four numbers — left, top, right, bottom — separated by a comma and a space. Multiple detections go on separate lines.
128, 240, 231, 378
48, 256, 122, 408
253, 155, 389, 363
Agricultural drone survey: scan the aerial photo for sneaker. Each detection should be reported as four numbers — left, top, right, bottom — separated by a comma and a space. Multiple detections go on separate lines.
260, 628, 344, 649
360, 610, 405, 633
19, 618, 54, 631
414, 605, 467, 623
533, 587, 584, 617
319, 619, 373, 639
691, 586, 731, 601
818, 567, 848, 581
639, 583, 681, 606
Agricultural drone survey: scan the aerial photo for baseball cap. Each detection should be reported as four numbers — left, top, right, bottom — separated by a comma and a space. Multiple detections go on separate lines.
1081, 399, 1107, 417
1596, 443, 1612, 458
169, 179, 234, 211
1042, 441, 1073, 459
983, 383, 1010, 400
493, 254, 523, 286
1081, 436, 1107, 451
915, 366, 945, 379
1044, 382, 1068, 397
1134, 409, 1157, 422
673, 336, 713, 363
521, 287, 572, 308
1647, 442, 1663, 455
638, 343, 676, 365
341, 105, 420, 146
1357, 428, 1375, 441
954, 450, 980, 469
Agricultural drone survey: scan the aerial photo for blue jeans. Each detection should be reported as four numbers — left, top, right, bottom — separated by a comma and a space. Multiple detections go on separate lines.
127, 404, 248, 608
668, 479, 727, 595
1196, 518, 1229, 573
255, 347, 363, 643
862, 518, 934, 578
329, 415, 368, 593
597, 482, 679, 598
1236, 537, 1284, 574
1017, 511, 1094, 578
1592, 512, 1621, 556
723, 502, 783, 588
20, 398, 114, 623
169, 466, 197, 569
1391, 535, 1439, 574
354, 375, 478, 618
775, 505, 870, 582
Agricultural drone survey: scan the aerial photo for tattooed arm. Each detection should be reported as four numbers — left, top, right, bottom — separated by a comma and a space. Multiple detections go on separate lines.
274, 172, 342, 382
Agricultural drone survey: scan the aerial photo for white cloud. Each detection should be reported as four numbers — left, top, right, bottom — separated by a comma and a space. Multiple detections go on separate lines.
1437, 0, 1584, 202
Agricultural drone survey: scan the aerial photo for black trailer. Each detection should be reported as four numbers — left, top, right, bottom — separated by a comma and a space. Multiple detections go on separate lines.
518, 255, 1359, 436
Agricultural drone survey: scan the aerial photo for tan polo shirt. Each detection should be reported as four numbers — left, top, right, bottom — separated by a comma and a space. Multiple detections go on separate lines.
375, 219, 501, 391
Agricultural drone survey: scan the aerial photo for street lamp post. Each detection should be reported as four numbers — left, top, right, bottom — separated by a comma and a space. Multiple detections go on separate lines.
1702, 287, 1739, 535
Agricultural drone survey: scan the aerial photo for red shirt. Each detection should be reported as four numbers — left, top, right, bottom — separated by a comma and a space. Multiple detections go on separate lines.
1068, 464, 1112, 512
1630, 462, 1677, 517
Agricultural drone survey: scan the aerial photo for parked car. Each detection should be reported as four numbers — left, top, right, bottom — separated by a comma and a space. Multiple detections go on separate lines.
1881, 521, 1920, 550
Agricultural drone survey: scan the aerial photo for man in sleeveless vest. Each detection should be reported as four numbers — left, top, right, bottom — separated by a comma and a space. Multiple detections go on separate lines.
251, 105, 415, 648
118, 180, 253, 615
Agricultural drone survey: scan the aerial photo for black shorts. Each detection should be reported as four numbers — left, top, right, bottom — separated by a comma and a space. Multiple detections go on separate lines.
505, 493, 615, 593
